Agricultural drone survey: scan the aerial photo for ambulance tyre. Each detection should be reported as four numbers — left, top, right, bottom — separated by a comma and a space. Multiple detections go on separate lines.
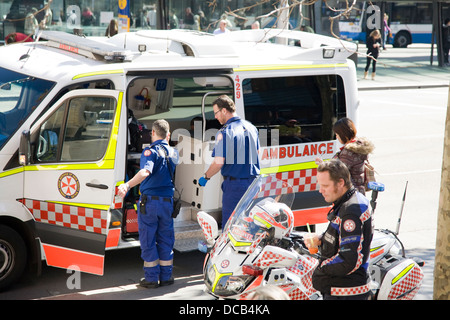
0, 225, 27, 291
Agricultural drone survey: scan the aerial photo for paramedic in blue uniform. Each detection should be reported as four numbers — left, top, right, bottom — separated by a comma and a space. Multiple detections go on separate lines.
198, 95, 260, 228
118, 119, 178, 288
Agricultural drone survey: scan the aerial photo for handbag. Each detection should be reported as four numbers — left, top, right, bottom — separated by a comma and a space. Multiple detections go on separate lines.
364, 160, 376, 191
162, 146, 182, 218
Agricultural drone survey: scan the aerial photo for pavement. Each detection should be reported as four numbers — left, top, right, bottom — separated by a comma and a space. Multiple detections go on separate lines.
354, 44, 450, 90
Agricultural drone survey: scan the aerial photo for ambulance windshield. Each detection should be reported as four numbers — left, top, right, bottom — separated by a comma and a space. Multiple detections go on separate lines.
0, 68, 55, 150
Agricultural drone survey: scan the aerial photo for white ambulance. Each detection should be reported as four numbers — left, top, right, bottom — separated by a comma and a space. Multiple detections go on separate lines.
0, 28, 358, 289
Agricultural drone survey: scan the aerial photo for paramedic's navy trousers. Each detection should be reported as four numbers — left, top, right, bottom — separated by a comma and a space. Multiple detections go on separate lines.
221, 177, 255, 228
138, 197, 174, 282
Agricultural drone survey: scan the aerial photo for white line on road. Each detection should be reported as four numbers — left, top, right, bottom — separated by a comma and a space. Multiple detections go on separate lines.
380, 168, 440, 176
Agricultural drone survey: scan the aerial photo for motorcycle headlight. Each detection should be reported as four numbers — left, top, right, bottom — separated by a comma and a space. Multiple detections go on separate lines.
204, 261, 254, 297
214, 275, 254, 297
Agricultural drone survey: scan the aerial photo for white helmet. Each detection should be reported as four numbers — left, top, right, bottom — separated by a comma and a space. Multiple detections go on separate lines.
250, 199, 294, 239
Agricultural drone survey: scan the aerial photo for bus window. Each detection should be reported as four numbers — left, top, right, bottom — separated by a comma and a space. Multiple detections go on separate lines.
243, 75, 346, 146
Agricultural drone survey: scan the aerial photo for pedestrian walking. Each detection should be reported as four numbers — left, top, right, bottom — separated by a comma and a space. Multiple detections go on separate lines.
118, 119, 178, 288
383, 13, 391, 50
198, 95, 260, 228
364, 29, 382, 80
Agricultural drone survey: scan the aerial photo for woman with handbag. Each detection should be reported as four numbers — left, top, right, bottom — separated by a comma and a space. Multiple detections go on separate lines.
316, 118, 374, 195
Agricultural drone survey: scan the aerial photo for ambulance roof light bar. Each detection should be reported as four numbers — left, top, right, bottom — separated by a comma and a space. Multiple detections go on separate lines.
40, 31, 133, 62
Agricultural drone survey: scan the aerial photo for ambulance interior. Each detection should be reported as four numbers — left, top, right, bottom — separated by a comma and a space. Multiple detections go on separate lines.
124, 76, 233, 221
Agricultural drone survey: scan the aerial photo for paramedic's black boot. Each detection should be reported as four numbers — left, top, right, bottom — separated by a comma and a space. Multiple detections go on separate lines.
139, 278, 159, 289
160, 277, 174, 287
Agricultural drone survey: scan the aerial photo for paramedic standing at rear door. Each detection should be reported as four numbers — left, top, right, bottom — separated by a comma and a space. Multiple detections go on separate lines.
198, 95, 260, 228
118, 119, 178, 289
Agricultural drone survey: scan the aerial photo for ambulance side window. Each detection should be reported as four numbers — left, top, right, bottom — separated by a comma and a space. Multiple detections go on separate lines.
36, 96, 116, 163
243, 75, 346, 146
36, 105, 65, 162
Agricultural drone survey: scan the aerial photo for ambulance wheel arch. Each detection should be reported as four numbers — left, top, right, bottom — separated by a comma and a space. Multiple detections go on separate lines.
0, 224, 28, 291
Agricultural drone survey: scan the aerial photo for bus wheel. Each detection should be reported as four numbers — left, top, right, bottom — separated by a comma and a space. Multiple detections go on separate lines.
0, 225, 27, 291
393, 31, 410, 48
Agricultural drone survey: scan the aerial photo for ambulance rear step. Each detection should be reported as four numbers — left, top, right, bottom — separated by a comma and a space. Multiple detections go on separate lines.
120, 202, 210, 252
173, 205, 206, 252
174, 220, 205, 252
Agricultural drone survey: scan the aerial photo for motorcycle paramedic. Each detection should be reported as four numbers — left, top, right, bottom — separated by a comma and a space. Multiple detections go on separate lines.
198, 95, 260, 228
118, 119, 178, 288
307, 159, 373, 300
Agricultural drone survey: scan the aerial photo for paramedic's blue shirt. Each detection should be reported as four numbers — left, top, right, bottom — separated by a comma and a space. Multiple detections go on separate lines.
212, 116, 260, 179
140, 139, 178, 197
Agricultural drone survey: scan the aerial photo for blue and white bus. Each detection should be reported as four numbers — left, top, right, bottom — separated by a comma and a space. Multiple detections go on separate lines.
339, 1, 450, 47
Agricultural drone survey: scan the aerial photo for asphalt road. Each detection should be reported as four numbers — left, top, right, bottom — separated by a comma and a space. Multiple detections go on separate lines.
356, 86, 447, 300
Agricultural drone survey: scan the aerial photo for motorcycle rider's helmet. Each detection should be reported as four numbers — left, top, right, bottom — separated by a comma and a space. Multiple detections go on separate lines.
250, 198, 294, 239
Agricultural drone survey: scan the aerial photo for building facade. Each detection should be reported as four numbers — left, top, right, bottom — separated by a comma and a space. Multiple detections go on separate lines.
0, 0, 308, 40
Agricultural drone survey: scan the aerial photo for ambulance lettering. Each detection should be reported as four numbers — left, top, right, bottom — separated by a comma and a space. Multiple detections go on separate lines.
235, 75, 241, 99
261, 142, 334, 162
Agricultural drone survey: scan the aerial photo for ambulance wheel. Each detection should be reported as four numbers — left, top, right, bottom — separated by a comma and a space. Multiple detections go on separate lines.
0, 225, 27, 291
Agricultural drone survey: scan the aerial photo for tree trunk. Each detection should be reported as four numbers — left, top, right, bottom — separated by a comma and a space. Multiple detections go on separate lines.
433, 86, 450, 299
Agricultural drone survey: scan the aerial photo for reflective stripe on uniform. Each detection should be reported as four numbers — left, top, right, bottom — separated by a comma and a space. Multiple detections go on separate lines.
144, 259, 159, 268
143, 259, 173, 268
330, 283, 370, 296
160, 259, 173, 266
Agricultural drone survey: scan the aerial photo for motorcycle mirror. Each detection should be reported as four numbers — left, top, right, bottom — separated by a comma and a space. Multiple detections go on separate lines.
197, 211, 219, 246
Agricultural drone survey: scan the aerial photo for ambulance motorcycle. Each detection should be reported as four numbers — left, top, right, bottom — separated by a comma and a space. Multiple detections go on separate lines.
197, 174, 424, 300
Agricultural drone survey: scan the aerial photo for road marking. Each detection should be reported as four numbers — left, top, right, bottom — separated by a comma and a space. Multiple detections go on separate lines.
381, 168, 440, 176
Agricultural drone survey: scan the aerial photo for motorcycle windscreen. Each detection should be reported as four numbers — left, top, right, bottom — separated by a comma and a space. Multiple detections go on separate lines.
225, 175, 295, 246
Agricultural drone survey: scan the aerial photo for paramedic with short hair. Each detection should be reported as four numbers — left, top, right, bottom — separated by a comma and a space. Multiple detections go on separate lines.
198, 95, 260, 228
118, 119, 178, 289
306, 159, 373, 300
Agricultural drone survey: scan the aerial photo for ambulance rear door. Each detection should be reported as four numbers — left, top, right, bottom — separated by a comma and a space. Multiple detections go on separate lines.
21, 89, 125, 275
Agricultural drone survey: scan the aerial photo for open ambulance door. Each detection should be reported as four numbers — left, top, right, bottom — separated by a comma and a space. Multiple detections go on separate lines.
20, 89, 125, 276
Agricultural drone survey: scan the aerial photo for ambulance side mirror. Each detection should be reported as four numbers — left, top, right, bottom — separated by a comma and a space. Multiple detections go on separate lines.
19, 130, 31, 166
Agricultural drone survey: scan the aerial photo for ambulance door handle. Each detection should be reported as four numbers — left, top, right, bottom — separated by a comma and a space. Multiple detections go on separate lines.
86, 183, 109, 190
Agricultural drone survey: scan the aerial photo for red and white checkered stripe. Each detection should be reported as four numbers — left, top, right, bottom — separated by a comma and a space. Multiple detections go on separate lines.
388, 264, 423, 300
276, 169, 319, 193
113, 186, 123, 209
331, 283, 370, 296
198, 215, 213, 240
21, 199, 108, 235
256, 169, 319, 198
257, 175, 293, 198
287, 257, 319, 300
254, 248, 294, 268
